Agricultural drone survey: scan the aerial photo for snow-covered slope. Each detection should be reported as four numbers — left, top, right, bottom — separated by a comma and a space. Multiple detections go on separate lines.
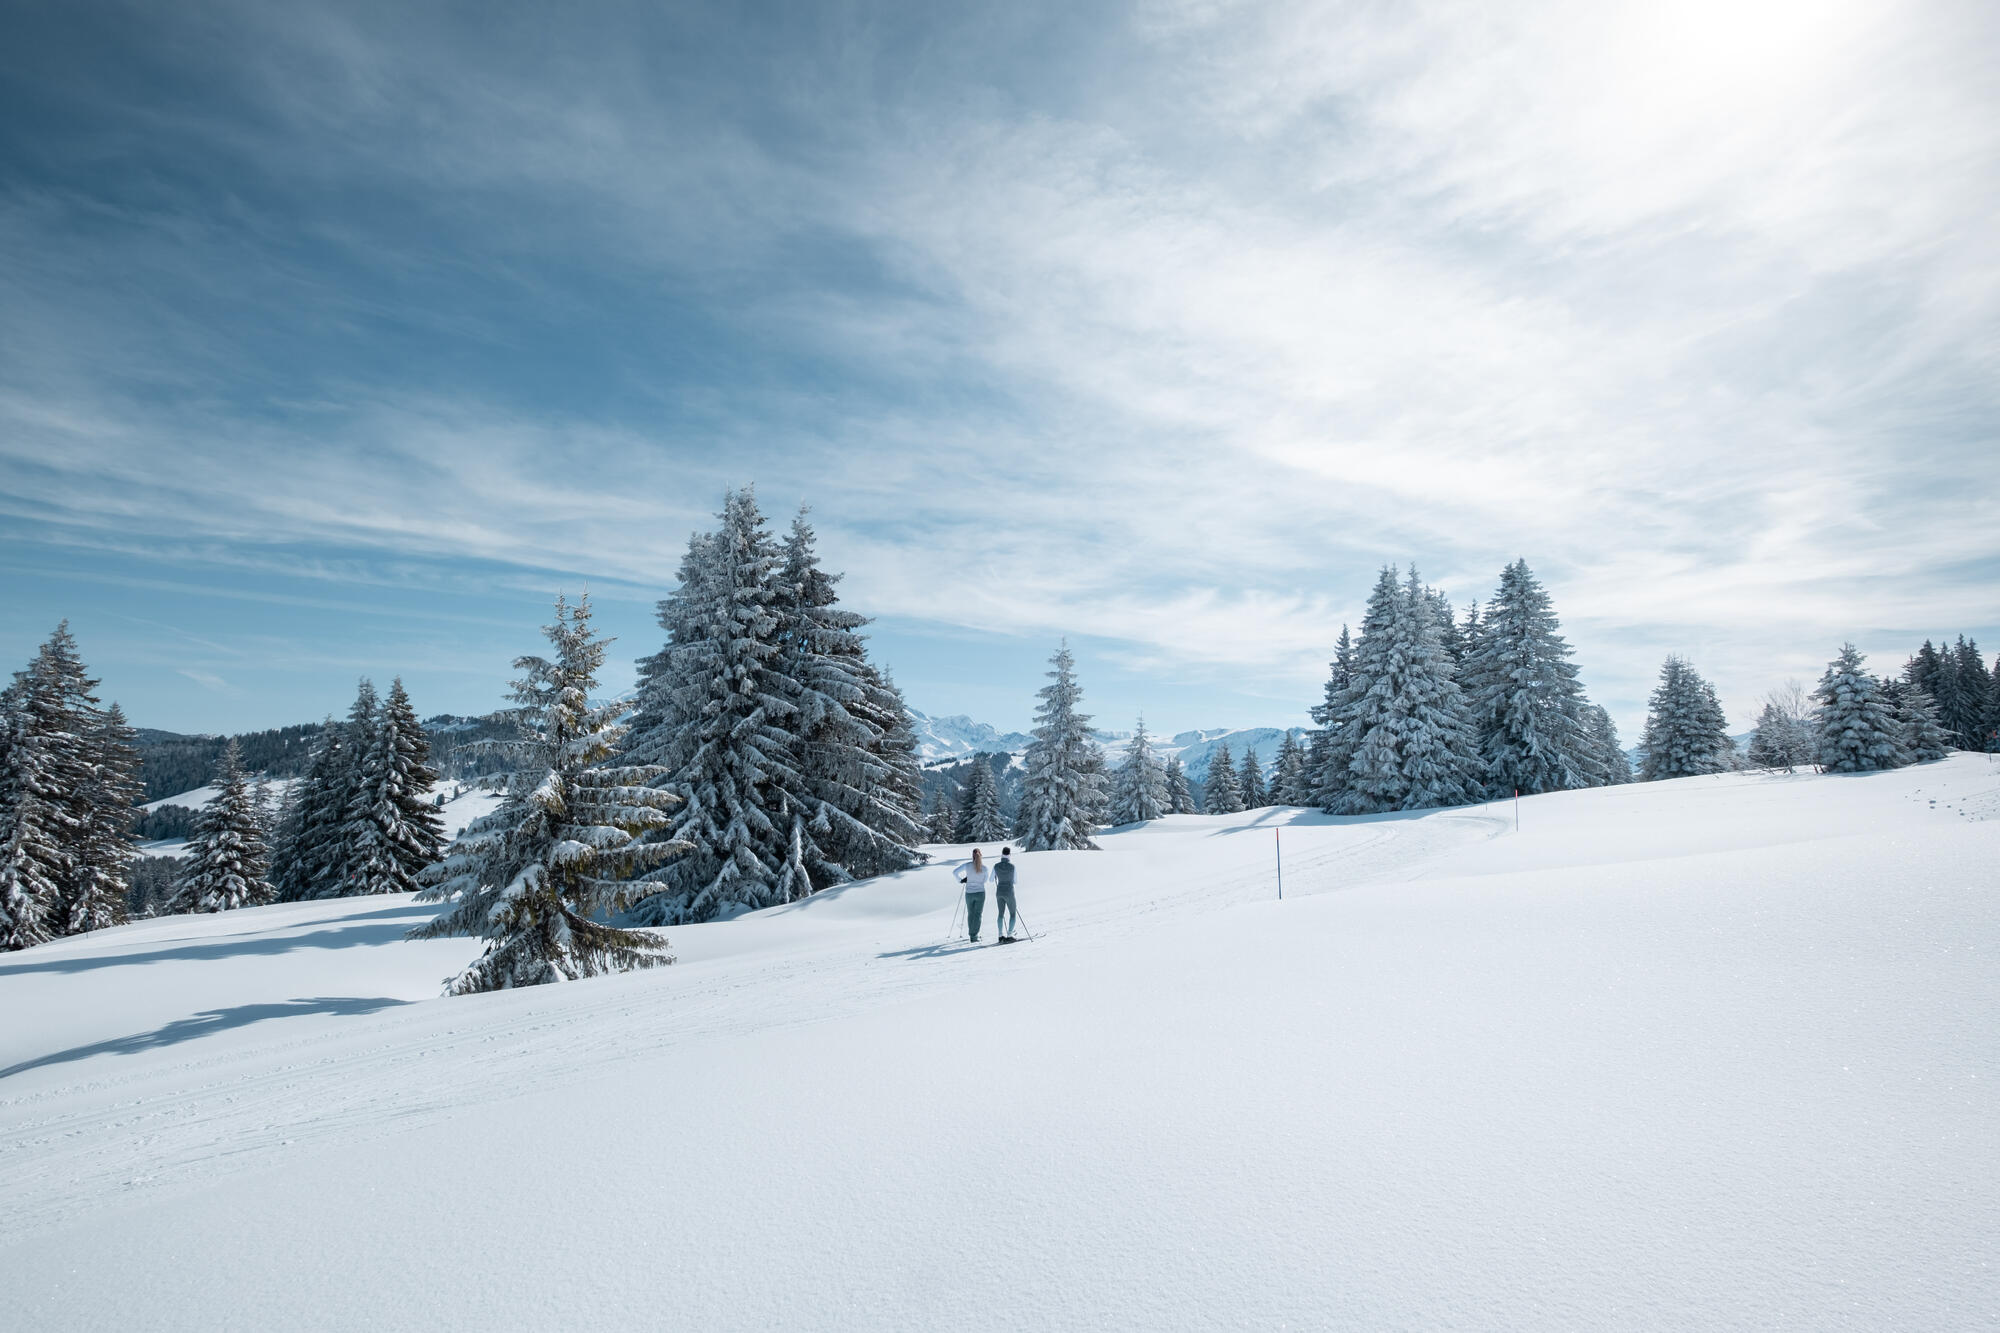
4, 756, 1997, 1329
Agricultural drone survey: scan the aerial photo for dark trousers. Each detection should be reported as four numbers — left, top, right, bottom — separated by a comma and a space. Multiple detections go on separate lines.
995, 886, 1019, 935
964, 891, 985, 941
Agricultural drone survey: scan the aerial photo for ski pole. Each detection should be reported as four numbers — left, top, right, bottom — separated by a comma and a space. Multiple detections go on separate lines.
1275, 826, 1284, 901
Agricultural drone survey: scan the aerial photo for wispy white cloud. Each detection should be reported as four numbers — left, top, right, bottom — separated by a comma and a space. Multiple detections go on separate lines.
2, 0, 1994, 736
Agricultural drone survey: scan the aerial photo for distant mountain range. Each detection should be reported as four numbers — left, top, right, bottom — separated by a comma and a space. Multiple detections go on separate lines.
909, 709, 1302, 782
906, 711, 1034, 761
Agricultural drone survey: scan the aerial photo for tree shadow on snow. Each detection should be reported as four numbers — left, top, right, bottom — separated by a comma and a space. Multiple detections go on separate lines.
1, 995, 412, 1079
0, 902, 442, 978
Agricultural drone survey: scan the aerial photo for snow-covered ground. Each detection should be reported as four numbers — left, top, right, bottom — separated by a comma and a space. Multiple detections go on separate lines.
4, 756, 1997, 1329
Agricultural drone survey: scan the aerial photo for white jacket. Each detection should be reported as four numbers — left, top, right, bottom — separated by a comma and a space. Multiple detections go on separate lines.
957, 863, 993, 893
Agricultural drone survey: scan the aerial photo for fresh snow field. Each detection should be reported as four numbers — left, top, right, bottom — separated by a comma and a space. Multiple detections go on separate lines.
4, 757, 1997, 1329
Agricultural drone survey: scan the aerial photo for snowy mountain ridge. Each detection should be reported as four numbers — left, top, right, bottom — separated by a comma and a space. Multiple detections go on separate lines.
913, 708, 1304, 782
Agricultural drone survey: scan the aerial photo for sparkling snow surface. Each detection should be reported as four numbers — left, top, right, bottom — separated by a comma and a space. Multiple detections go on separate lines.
4, 757, 1997, 1329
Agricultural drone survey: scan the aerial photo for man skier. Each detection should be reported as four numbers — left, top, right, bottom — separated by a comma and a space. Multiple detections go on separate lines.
993, 847, 1021, 943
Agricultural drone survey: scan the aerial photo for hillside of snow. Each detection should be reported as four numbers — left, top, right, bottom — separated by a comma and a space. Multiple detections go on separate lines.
4, 755, 1997, 1329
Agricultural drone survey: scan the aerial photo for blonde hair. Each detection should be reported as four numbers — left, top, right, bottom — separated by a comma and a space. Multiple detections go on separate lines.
970, 848, 985, 871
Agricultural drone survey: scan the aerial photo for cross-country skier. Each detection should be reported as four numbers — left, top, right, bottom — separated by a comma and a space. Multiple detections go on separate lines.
993, 847, 1021, 942
956, 848, 992, 943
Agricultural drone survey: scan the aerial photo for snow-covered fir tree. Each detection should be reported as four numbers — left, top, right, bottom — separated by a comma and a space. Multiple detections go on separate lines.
269, 718, 347, 901
1812, 644, 1906, 772
1237, 746, 1267, 808
1270, 729, 1309, 805
412, 595, 684, 994
0, 674, 67, 951
954, 756, 1010, 842
68, 699, 142, 934
337, 678, 445, 896
280, 681, 382, 900
1109, 716, 1168, 825
922, 789, 958, 844
1429, 587, 1464, 664
1577, 705, 1632, 784
1015, 641, 1104, 851
774, 509, 924, 884
1463, 560, 1602, 795
1307, 626, 1355, 809
1986, 653, 2000, 752
1202, 742, 1244, 814
1946, 637, 1991, 749
1333, 567, 1484, 813
167, 740, 273, 913
626, 492, 811, 924
1880, 678, 1950, 763
1638, 656, 1734, 781
1163, 755, 1195, 814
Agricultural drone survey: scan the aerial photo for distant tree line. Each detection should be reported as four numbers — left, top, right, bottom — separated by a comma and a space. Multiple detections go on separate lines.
1733, 635, 1996, 776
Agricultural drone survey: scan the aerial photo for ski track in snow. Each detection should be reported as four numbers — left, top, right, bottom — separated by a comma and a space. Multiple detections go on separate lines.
0, 808, 1500, 1244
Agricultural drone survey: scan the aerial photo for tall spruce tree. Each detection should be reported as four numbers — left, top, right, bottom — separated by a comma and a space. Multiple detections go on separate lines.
22, 627, 102, 932
167, 741, 273, 913
627, 491, 811, 924
1581, 704, 1633, 784
1164, 755, 1195, 814
1238, 747, 1267, 808
293, 681, 381, 900
1945, 637, 1991, 749
1307, 626, 1355, 809
1880, 678, 1950, 763
1336, 567, 1484, 813
68, 700, 142, 934
775, 509, 924, 885
1813, 644, 1906, 772
1016, 641, 1104, 851
1202, 742, 1244, 814
954, 756, 1010, 842
337, 678, 445, 896
1110, 717, 1168, 825
1463, 560, 1600, 795
411, 595, 684, 994
922, 789, 958, 844
270, 719, 346, 901
1270, 729, 1309, 805
1639, 656, 1733, 780
0, 640, 90, 949
1986, 654, 2000, 752
0, 676, 64, 951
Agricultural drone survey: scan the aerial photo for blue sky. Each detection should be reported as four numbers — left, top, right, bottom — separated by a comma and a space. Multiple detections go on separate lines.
3, 0, 1996, 741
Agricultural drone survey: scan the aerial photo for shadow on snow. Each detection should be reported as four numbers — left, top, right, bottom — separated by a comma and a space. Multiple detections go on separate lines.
0, 901, 440, 978
1, 995, 412, 1079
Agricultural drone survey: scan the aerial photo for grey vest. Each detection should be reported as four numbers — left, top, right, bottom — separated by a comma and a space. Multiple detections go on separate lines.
993, 858, 1016, 890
